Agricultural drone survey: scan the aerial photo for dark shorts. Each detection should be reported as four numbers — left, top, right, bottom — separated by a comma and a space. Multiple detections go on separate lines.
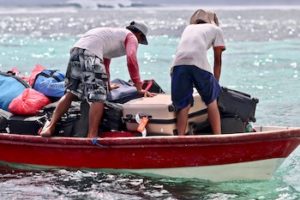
171, 65, 221, 110
65, 48, 108, 102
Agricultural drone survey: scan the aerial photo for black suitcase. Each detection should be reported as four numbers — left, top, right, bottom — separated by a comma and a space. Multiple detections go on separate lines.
101, 101, 124, 132
8, 114, 47, 135
218, 87, 259, 122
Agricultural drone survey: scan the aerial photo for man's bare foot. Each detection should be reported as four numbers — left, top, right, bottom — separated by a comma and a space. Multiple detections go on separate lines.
39, 121, 54, 137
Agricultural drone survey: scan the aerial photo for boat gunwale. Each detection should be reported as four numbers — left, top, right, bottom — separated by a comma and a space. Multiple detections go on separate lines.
0, 127, 300, 148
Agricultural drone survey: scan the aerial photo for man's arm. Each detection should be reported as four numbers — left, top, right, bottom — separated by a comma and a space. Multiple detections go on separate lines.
125, 33, 142, 89
213, 47, 224, 81
125, 33, 155, 97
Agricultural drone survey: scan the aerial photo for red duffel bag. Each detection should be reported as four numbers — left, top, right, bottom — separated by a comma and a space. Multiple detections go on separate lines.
9, 88, 51, 116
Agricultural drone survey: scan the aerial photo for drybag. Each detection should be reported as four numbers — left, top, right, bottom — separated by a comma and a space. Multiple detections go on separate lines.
9, 88, 51, 116
0, 71, 30, 111
33, 69, 65, 100
28, 64, 46, 86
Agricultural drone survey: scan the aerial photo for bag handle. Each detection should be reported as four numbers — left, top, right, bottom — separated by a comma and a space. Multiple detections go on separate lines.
142, 80, 153, 92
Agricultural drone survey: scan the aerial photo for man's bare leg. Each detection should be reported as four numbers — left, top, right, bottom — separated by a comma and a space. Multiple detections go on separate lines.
87, 102, 104, 138
207, 100, 221, 135
176, 105, 191, 135
40, 92, 76, 137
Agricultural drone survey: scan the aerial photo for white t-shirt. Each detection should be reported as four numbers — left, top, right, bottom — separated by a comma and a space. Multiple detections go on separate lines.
172, 24, 225, 74
73, 28, 134, 59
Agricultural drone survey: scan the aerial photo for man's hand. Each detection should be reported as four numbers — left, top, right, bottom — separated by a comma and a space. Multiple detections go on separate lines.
138, 89, 156, 97
134, 82, 156, 97
109, 83, 120, 91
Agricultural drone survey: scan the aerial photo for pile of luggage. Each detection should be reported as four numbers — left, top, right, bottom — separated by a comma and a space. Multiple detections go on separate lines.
0, 66, 66, 135
0, 66, 259, 137
0, 67, 169, 137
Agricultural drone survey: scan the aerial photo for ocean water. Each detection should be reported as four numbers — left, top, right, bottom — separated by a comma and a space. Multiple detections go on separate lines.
0, 6, 300, 199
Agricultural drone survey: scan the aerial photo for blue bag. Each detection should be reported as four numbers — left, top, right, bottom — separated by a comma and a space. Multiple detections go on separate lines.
107, 79, 141, 104
33, 70, 65, 100
0, 72, 30, 111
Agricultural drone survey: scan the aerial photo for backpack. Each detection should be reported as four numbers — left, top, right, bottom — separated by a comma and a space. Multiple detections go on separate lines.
32, 69, 65, 101
107, 79, 141, 104
0, 71, 30, 111
107, 79, 165, 104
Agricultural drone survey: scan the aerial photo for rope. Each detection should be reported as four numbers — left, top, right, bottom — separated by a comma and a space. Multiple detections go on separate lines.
91, 138, 105, 147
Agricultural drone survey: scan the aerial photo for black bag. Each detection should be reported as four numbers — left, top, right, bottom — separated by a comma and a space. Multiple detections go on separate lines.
42, 100, 125, 137
0, 109, 12, 133
8, 114, 47, 135
189, 121, 212, 135
189, 114, 246, 135
72, 101, 125, 134
100, 101, 124, 132
42, 101, 83, 137
1, 108, 47, 135
72, 101, 89, 137
221, 114, 245, 134
218, 87, 259, 122
55, 113, 81, 137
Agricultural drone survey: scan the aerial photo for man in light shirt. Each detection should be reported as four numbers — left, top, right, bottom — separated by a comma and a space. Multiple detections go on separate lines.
40, 21, 154, 138
171, 9, 226, 135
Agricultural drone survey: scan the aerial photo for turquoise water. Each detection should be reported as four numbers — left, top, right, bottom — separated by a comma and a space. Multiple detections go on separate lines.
0, 6, 300, 199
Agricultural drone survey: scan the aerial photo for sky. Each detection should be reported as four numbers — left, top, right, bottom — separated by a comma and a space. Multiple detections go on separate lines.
0, 0, 299, 6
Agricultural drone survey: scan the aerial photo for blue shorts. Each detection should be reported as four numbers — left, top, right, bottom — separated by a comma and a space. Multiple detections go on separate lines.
171, 65, 221, 110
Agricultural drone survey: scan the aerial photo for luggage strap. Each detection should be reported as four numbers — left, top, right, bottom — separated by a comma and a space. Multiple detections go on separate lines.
0, 71, 30, 88
39, 70, 64, 82
143, 80, 153, 92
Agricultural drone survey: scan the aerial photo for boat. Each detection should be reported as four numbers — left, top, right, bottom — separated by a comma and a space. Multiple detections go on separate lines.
0, 126, 299, 182
0, 74, 299, 181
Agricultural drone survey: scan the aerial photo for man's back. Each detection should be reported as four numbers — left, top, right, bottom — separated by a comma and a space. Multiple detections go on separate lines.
173, 24, 225, 73
73, 27, 132, 59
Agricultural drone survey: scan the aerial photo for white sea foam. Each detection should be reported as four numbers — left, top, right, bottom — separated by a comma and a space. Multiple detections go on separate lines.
0, 7, 78, 15
1, 4, 300, 15
66, 0, 135, 9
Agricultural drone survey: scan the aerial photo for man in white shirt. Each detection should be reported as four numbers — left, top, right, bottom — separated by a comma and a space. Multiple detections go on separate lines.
171, 9, 226, 135
40, 21, 154, 138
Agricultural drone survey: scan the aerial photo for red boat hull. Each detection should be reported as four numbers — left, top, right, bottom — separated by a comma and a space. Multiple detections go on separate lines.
0, 127, 300, 181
